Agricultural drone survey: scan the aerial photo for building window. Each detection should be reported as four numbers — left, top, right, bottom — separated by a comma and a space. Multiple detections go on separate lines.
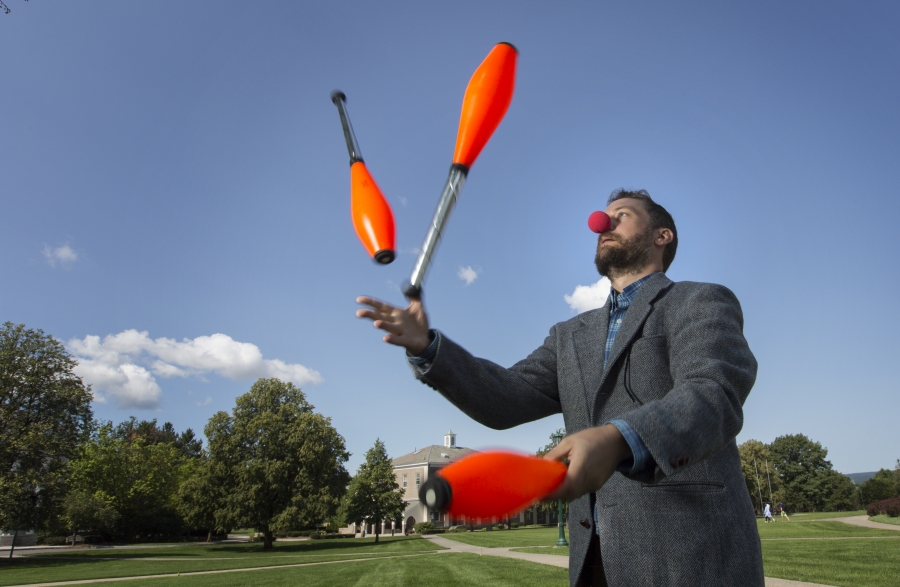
402, 474, 407, 488
415, 472, 421, 488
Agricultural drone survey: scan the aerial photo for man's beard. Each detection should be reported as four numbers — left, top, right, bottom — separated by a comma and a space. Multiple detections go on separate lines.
594, 229, 655, 278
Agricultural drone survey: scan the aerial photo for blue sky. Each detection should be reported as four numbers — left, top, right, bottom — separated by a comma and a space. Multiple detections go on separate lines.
3, 1, 898, 475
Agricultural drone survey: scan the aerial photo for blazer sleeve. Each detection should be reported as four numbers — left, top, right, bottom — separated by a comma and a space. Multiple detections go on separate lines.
409, 328, 562, 429
618, 283, 757, 480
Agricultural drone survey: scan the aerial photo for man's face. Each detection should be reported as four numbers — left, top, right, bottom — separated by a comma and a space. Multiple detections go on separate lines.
594, 198, 655, 278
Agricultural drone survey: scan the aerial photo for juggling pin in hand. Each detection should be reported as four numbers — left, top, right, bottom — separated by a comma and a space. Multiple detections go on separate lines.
418, 450, 567, 519
331, 91, 396, 264
403, 42, 518, 298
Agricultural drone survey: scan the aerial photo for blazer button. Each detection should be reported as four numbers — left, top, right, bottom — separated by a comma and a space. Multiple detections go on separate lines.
669, 456, 680, 469
580, 519, 591, 529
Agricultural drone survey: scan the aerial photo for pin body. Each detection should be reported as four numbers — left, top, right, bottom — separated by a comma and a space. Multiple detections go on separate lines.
453, 43, 518, 168
419, 450, 566, 519
350, 162, 395, 264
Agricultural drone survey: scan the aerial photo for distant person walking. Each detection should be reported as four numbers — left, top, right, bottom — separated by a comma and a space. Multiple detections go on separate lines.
779, 502, 790, 522
763, 503, 773, 523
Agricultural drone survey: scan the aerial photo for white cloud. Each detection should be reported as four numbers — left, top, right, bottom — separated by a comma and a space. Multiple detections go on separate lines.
458, 266, 479, 286
67, 330, 323, 410
564, 278, 611, 313
195, 396, 212, 407
43, 244, 78, 267
397, 195, 408, 207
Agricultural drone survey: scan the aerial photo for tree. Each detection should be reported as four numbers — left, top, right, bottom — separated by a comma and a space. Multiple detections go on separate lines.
340, 439, 405, 543
534, 428, 568, 521
207, 378, 350, 549
68, 423, 188, 540
738, 440, 785, 511
176, 456, 228, 542
894, 460, 900, 496
807, 470, 859, 512
768, 434, 833, 511
113, 417, 203, 459
62, 490, 119, 544
860, 469, 897, 505
0, 323, 93, 535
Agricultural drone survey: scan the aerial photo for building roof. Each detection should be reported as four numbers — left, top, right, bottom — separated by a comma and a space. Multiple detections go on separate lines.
392, 444, 477, 467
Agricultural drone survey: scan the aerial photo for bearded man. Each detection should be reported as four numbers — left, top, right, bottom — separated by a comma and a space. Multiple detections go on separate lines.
357, 189, 764, 587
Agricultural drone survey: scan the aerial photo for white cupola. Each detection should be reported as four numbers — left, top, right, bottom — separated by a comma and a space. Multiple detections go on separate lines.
444, 429, 456, 447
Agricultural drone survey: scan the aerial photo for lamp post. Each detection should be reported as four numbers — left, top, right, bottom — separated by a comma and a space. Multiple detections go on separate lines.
551, 431, 568, 547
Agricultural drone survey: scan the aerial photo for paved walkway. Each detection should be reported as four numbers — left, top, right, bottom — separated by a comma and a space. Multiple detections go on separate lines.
423, 535, 839, 587
820, 514, 900, 531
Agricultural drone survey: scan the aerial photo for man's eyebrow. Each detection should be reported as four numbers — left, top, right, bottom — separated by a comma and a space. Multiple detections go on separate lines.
609, 205, 637, 213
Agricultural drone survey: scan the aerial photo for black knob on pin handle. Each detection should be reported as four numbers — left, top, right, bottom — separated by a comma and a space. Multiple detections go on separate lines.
402, 281, 422, 300
419, 475, 452, 512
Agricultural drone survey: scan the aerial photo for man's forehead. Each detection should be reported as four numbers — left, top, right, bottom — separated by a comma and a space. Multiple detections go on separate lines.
605, 198, 647, 214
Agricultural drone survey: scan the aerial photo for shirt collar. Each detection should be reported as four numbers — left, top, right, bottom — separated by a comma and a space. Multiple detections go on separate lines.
609, 272, 660, 312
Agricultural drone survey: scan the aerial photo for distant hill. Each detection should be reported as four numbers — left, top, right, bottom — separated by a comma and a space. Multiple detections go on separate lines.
845, 471, 877, 485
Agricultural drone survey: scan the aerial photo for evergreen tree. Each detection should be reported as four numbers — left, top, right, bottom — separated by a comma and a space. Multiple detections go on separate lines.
341, 439, 405, 543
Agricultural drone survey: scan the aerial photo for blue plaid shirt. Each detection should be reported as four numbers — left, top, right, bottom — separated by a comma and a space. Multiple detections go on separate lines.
604, 273, 658, 478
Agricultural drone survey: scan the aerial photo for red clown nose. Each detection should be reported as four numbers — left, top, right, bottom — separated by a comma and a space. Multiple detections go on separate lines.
588, 211, 611, 233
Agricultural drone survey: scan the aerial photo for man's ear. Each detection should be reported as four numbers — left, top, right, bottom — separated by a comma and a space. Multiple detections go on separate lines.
655, 228, 674, 246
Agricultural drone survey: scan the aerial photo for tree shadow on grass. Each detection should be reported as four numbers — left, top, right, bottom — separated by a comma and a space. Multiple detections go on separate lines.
0, 536, 436, 566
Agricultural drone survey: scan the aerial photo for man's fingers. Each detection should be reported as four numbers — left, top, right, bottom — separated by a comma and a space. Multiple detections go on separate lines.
374, 320, 403, 337
356, 296, 396, 313
543, 443, 570, 462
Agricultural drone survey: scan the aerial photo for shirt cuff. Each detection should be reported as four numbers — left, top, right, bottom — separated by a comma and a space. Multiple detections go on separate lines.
608, 419, 651, 476
406, 330, 439, 370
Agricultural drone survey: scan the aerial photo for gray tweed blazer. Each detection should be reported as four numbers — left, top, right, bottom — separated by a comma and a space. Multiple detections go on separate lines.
410, 273, 765, 587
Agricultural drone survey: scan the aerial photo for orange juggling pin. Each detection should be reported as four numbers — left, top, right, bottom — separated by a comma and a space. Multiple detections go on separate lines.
419, 450, 566, 519
332, 91, 396, 264
403, 43, 518, 298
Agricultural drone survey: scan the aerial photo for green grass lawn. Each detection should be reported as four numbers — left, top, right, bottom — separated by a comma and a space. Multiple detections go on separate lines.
761, 537, 900, 587
511, 546, 569, 557
0, 537, 442, 587
868, 514, 900, 526
5, 518, 899, 587
2, 553, 567, 587
756, 519, 899, 539
788, 510, 865, 520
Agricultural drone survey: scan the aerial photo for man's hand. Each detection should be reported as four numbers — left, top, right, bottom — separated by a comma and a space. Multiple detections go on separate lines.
543, 424, 633, 502
356, 296, 432, 356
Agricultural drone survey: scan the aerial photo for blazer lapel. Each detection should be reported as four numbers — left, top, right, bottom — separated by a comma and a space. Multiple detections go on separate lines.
596, 273, 674, 397
571, 298, 611, 426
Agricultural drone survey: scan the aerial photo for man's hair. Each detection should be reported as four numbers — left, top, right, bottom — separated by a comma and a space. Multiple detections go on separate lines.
607, 189, 678, 271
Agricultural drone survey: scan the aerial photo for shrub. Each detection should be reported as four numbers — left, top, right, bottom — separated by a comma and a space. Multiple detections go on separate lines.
867, 496, 900, 517
38, 536, 68, 546
412, 522, 434, 534
311, 533, 354, 540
